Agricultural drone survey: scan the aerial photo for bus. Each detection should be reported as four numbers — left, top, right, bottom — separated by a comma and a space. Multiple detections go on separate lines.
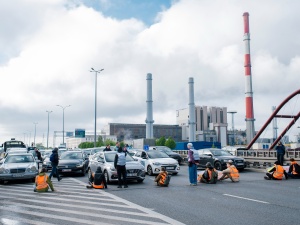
1, 138, 27, 153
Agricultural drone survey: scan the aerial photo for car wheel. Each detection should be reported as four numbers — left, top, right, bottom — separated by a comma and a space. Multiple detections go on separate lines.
31, 178, 35, 182
172, 172, 178, 175
147, 166, 153, 176
104, 170, 110, 184
214, 161, 222, 171
238, 168, 244, 172
81, 166, 85, 176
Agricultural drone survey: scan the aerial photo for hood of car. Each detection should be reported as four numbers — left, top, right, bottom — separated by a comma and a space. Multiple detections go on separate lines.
149, 157, 178, 164
214, 156, 244, 161
59, 159, 84, 165
2, 162, 36, 169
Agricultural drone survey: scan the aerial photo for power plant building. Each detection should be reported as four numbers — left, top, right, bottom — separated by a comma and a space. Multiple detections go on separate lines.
176, 106, 228, 146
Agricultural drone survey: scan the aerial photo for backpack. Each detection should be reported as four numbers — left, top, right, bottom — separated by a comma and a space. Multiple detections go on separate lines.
50, 154, 55, 162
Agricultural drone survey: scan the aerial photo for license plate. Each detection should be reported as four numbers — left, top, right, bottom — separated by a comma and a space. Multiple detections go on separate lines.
127, 173, 137, 177
13, 174, 24, 177
237, 163, 244, 165
62, 169, 71, 172
166, 167, 174, 170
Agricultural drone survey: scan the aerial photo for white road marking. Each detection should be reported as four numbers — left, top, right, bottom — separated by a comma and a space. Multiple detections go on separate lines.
1, 217, 53, 225
223, 194, 270, 204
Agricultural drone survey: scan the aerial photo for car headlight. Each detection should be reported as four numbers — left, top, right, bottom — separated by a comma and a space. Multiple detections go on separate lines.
26, 166, 38, 173
76, 164, 84, 167
0, 167, 9, 174
109, 166, 116, 171
152, 162, 161, 166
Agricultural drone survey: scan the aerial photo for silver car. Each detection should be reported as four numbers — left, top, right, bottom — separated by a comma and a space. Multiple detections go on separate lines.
0, 153, 38, 183
88, 151, 145, 184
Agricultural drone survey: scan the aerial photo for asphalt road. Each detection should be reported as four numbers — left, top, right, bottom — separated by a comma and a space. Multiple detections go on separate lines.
0, 166, 299, 225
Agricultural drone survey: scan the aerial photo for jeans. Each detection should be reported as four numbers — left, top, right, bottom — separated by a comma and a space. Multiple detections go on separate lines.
49, 163, 60, 180
287, 173, 300, 179
117, 165, 127, 186
188, 163, 197, 184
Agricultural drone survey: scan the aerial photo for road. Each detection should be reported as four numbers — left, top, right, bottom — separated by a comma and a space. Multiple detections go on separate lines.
0, 166, 299, 225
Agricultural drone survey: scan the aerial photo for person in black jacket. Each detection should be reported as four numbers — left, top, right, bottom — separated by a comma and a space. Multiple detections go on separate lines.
49, 148, 62, 181
35, 147, 42, 170
86, 166, 107, 189
287, 158, 300, 179
103, 144, 112, 152
114, 142, 128, 188
275, 141, 285, 166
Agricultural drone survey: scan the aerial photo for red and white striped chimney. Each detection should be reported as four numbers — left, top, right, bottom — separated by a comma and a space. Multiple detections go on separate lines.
243, 12, 255, 144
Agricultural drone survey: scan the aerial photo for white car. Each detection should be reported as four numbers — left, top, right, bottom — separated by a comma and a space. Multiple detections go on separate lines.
133, 150, 180, 175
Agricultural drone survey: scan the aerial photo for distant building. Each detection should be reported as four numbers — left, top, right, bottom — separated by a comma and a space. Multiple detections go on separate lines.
66, 133, 117, 149
176, 106, 228, 146
104, 123, 182, 142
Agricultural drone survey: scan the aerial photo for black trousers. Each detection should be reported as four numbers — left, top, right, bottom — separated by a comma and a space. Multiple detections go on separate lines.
277, 154, 284, 166
117, 165, 127, 186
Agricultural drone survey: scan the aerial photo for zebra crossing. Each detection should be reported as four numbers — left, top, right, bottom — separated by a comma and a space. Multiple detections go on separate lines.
0, 178, 185, 225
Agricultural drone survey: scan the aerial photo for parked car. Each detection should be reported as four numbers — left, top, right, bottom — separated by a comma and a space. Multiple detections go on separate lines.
88, 151, 145, 184
41, 150, 52, 161
132, 150, 180, 175
57, 151, 89, 176
0, 153, 38, 183
150, 146, 184, 165
198, 148, 246, 171
42, 156, 52, 171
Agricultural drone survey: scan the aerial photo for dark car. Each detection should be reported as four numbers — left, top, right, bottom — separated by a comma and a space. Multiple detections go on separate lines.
151, 146, 184, 165
57, 151, 89, 176
198, 148, 246, 171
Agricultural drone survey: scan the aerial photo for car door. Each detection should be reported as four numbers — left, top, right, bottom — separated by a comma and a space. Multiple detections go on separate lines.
199, 150, 213, 167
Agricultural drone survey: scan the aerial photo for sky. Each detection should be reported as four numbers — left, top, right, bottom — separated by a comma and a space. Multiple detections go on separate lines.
1, 0, 300, 147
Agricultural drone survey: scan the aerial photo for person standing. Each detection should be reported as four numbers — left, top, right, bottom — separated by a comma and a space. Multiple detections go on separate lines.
49, 148, 62, 181
219, 160, 239, 182
35, 147, 42, 170
114, 142, 128, 188
187, 143, 199, 186
103, 144, 112, 152
275, 141, 285, 166
34, 168, 55, 192
287, 158, 300, 179
264, 161, 288, 180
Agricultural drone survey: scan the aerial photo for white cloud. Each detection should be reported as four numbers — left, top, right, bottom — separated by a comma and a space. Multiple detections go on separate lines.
1, 0, 300, 146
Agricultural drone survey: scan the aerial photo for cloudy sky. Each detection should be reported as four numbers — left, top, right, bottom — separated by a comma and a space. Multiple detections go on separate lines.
1, 0, 300, 147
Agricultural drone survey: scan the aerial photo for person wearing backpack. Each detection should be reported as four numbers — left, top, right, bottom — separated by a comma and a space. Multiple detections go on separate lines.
154, 167, 170, 187
34, 168, 55, 192
49, 148, 62, 181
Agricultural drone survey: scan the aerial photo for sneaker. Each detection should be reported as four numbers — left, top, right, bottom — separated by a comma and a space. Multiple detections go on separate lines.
117, 186, 122, 188
124, 185, 128, 188
264, 176, 270, 180
58, 177, 62, 182
192, 183, 197, 186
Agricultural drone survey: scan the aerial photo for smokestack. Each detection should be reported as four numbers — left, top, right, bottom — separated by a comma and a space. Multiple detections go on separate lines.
243, 12, 255, 144
188, 77, 196, 142
272, 106, 278, 141
145, 73, 154, 138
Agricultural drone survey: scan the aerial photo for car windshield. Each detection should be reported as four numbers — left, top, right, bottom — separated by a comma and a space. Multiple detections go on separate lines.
83, 149, 91, 155
42, 151, 52, 157
210, 150, 232, 156
58, 150, 68, 156
60, 152, 82, 160
104, 153, 134, 162
5, 155, 34, 163
148, 151, 169, 159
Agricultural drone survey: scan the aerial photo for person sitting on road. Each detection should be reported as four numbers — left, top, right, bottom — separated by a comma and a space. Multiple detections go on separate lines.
154, 167, 170, 187
218, 160, 239, 182
199, 162, 218, 184
264, 161, 288, 180
86, 166, 107, 189
287, 158, 300, 179
34, 168, 55, 192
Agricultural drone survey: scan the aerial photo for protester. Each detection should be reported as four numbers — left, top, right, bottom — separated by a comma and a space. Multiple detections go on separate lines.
218, 160, 239, 182
103, 144, 112, 152
264, 161, 288, 180
287, 158, 300, 179
34, 168, 55, 192
275, 141, 285, 166
49, 147, 62, 181
86, 166, 107, 189
114, 142, 128, 188
154, 167, 170, 187
35, 147, 42, 170
199, 162, 218, 184
187, 143, 199, 186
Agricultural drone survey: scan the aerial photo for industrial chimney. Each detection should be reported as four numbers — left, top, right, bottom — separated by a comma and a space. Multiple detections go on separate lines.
188, 77, 196, 142
243, 12, 255, 144
145, 73, 154, 138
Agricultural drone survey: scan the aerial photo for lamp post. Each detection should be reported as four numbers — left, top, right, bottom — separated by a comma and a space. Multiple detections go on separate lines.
33, 122, 38, 146
90, 68, 104, 147
56, 105, 71, 146
46, 110, 52, 149
227, 111, 237, 146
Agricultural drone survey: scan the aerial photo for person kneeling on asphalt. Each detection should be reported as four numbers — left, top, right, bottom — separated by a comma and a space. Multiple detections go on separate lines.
264, 161, 288, 180
287, 158, 300, 179
218, 160, 239, 182
199, 162, 218, 184
86, 166, 107, 189
34, 168, 55, 192
154, 167, 171, 187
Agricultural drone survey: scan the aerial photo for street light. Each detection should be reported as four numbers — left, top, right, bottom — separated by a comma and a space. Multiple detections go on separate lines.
46, 110, 53, 149
33, 122, 38, 146
90, 68, 104, 147
227, 111, 237, 146
56, 105, 71, 146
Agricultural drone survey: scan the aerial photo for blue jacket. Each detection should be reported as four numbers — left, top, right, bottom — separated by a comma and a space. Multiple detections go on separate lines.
276, 145, 285, 155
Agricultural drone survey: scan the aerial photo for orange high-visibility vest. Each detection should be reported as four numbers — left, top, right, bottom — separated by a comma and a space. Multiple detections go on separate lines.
230, 167, 239, 179
291, 162, 299, 175
35, 175, 48, 190
273, 165, 284, 179
159, 172, 168, 186
92, 182, 105, 189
